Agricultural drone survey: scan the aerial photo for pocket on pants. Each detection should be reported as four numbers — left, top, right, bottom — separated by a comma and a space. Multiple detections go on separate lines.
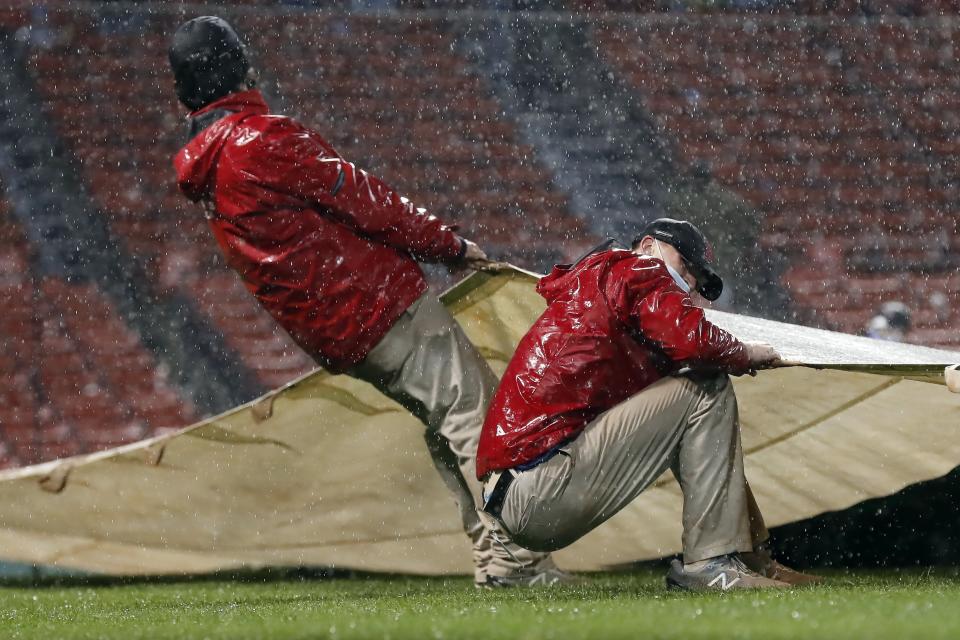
548, 449, 576, 500
502, 452, 577, 551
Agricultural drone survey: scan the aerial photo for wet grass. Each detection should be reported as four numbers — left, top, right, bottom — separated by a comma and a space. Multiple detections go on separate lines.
1, 568, 960, 639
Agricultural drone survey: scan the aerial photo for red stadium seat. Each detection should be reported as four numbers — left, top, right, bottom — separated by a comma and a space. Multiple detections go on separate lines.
599, 17, 959, 344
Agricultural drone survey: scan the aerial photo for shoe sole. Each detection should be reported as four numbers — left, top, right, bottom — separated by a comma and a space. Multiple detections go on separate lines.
479, 575, 578, 589
665, 575, 690, 591
666, 573, 790, 592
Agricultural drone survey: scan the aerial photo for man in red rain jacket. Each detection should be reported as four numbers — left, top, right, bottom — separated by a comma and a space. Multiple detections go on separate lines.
478, 218, 821, 591
169, 16, 565, 587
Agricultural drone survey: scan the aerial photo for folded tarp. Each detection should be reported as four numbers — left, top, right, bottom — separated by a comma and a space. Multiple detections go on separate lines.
0, 266, 957, 575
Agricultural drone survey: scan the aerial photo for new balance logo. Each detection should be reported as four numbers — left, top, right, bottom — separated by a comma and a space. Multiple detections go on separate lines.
528, 572, 558, 586
708, 572, 741, 591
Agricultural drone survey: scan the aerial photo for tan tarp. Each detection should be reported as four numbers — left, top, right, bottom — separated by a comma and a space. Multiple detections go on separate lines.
0, 266, 958, 575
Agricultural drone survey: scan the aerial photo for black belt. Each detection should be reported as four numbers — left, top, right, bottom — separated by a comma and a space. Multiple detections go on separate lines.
482, 446, 571, 519
481, 471, 516, 520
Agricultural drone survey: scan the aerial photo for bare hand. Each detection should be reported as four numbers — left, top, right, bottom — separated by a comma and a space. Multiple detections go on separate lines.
462, 239, 487, 263
744, 341, 781, 369
460, 239, 505, 272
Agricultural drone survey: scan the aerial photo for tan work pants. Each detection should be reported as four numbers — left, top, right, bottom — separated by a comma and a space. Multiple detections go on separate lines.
349, 293, 551, 577
497, 373, 769, 563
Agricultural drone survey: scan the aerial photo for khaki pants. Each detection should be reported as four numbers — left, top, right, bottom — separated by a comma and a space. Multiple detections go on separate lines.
497, 373, 769, 563
349, 293, 552, 579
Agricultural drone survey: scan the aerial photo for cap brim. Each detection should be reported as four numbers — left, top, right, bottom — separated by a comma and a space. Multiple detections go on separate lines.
691, 262, 723, 301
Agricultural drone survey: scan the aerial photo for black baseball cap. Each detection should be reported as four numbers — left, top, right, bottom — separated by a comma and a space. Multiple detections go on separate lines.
634, 218, 723, 301
169, 16, 250, 110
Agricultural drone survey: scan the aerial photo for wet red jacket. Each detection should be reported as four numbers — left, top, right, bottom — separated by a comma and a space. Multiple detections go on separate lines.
476, 249, 751, 478
174, 91, 465, 371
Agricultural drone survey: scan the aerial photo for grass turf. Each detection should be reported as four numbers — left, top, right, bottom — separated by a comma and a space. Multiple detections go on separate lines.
2, 569, 960, 639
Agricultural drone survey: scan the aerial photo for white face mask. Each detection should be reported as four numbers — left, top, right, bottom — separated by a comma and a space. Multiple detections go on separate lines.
654, 240, 692, 294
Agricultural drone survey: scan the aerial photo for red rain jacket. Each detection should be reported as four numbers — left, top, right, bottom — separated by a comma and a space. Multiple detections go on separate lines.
174, 91, 465, 371
476, 249, 750, 478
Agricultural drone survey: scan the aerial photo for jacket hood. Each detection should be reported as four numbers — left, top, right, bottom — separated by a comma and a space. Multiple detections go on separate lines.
536, 249, 643, 303
174, 89, 269, 202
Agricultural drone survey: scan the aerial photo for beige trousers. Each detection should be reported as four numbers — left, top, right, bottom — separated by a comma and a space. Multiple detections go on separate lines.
497, 373, 769, 563
349, 293, 552, 579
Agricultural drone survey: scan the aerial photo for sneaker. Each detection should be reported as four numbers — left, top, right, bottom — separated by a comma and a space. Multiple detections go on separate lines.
666, 555, 791, 591
740, 548, 824, 586
478, 565, 581, 589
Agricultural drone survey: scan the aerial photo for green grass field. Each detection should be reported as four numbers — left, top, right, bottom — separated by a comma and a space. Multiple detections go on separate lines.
2, 568, 960, 639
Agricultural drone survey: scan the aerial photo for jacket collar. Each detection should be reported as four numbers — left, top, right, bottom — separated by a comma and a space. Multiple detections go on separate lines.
185, 89, 269, 142
191, 89, 269, 118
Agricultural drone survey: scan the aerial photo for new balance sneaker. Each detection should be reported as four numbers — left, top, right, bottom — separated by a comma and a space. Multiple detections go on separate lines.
666, 555, 791, 591
479, 565, 581, 589
740, 548, 824, 586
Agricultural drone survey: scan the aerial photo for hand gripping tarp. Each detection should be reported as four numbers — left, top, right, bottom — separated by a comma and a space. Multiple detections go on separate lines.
0, 266, 958, 575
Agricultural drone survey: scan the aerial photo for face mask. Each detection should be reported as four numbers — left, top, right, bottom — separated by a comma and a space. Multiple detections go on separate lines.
654, 240, 692, 294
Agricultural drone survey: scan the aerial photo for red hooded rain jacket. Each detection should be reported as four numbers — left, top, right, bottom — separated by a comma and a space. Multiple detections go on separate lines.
173, 91, 465, 371
476, 249, 751, 478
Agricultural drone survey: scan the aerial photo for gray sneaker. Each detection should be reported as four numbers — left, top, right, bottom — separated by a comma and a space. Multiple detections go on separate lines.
479, 566, 581, 589
666, 555, 791, 591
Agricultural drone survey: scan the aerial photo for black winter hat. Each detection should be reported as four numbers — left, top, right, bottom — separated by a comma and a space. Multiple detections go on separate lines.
635, 218, 724, 301
169, 16, 250, 111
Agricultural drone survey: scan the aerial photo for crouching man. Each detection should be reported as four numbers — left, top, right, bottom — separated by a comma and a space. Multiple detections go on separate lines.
477, 218, 820, 591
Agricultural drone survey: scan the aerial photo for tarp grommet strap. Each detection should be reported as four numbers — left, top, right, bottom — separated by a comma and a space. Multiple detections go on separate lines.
251, 394, 277, 423
39, 465, 71, 494
145, 443, 166, 466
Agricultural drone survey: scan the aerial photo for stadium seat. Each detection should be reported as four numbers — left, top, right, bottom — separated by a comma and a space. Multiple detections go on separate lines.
0, 198, 195, 468
598, 17, 960, 349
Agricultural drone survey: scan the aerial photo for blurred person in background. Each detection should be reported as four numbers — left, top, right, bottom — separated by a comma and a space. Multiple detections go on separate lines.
865, 301, 911, 342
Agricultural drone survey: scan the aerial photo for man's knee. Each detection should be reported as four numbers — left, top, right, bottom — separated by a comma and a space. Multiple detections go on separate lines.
499, 485, 589, 553
502, 519, 580, 553
509, 531, 567, 553
679, 372, 739, 441
686, 371, 732, 394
